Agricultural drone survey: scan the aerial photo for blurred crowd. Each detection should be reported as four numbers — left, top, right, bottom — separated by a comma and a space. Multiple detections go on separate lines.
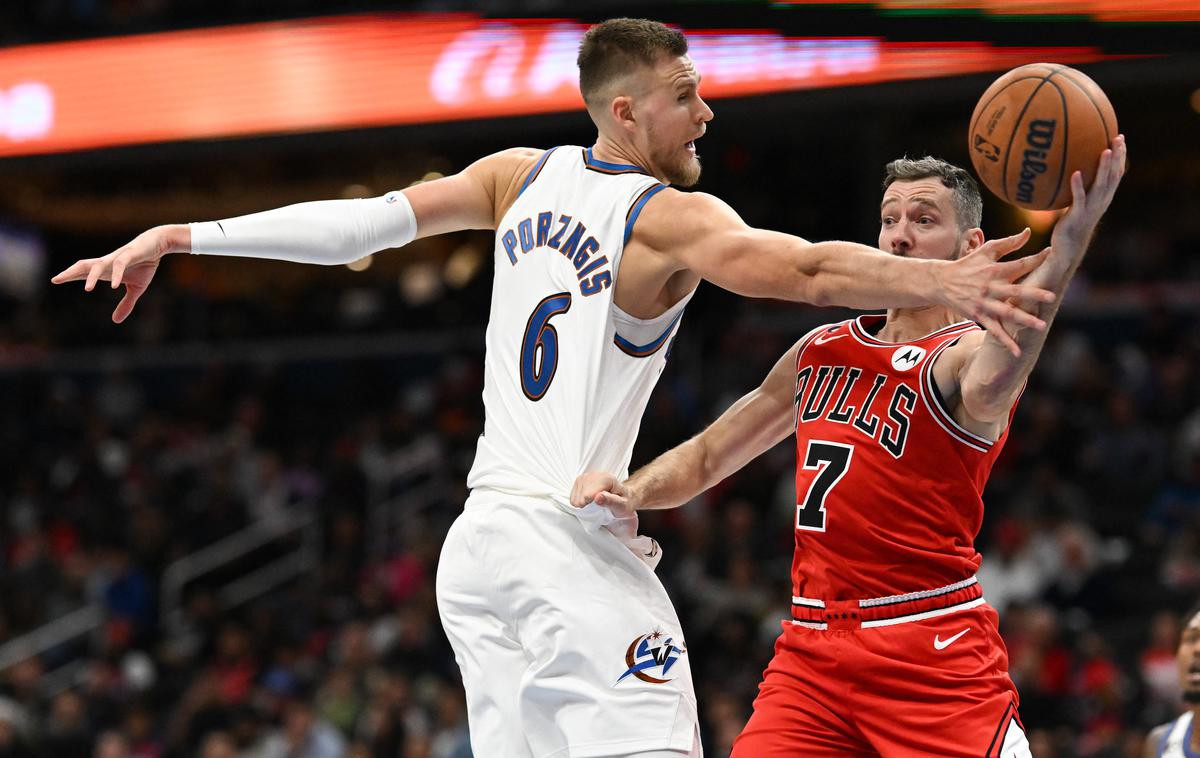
1, 218, 1199, 758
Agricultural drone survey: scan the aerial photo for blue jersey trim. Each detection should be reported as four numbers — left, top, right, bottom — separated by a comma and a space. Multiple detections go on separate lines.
623, 183, 667, 245
517, 148, 558, 198
585, 147, 650, 174
1157, 716, 1200, 758
614, 311, 683, 358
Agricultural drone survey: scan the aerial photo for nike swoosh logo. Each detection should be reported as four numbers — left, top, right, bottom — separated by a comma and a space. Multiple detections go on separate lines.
813, 333, 847, 345
933, 628, 971, 650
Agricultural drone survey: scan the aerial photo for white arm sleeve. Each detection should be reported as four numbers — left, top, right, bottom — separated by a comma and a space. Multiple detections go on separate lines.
189, 190, 417, 265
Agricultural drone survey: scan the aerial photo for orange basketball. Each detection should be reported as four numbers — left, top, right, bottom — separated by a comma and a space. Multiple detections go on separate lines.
968, 63, 1117, 210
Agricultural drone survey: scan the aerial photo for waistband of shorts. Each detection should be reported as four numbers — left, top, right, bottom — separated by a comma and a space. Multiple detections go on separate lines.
789, 575, 985, 630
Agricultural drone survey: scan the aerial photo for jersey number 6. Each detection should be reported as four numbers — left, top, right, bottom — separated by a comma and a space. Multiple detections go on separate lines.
520, 293, 572, 401
796, 440, 854, 532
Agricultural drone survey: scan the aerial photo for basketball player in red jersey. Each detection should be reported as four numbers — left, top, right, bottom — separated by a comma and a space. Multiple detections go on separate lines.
573, 135, 1126, 756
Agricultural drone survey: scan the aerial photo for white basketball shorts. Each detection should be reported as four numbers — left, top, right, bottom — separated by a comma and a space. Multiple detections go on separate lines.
436, 489, 700, 758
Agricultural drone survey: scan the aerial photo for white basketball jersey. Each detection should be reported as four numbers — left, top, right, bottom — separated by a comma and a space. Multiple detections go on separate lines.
466, 146, 693, 503
1156, 711, 1197, 758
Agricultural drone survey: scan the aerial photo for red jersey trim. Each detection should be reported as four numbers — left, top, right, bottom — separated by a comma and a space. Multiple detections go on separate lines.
918, 336, 995, 452
848, 315, 975, 348
986, 701, 1027, 758
789, 577, 986, 629
795, 321, 848, 367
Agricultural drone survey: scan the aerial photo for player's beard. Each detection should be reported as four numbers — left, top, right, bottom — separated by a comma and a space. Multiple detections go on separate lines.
648, 126, 701, 187
665, 151, 702, 187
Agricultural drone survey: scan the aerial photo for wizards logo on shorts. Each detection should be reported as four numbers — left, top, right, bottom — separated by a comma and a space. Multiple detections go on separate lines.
615, 629, 686, 685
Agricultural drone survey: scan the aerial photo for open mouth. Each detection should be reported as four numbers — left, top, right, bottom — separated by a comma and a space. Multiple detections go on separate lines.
685, 140, 696, 155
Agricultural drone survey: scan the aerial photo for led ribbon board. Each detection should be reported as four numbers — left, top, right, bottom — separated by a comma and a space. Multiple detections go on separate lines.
776, 1, 1200, 22
0, 14, 1106, 157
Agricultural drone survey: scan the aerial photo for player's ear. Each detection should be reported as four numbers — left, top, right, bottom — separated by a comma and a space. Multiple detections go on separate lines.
611, 94, 636, 129
961, 227, 985, 258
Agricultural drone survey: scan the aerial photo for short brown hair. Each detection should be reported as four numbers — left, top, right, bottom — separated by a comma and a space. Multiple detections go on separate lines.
577, 19, 688, 107
883, 156, 983, 231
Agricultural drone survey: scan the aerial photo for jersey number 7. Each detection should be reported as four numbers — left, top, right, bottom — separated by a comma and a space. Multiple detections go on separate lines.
796, 440, 854, 532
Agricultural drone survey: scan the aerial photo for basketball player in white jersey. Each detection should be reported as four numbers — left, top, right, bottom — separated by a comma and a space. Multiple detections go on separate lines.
1146, 601, 1200, 758
53, 19, 1056, 758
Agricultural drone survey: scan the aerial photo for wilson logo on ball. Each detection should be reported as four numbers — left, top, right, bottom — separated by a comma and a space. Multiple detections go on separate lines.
1016, 119, 1057, 204
968, 63, 1117, 211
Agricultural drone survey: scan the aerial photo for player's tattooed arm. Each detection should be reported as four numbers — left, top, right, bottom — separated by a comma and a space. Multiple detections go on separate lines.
632, 188, 1053, 355
940, 135, 1126, 435
571, 338, 802, 513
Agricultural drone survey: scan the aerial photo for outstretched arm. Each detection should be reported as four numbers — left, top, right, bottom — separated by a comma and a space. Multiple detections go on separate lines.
50, 148, 540, 322
633, 188, 1055, 356
941, 135, 1126, 432
571, 338, 802, 514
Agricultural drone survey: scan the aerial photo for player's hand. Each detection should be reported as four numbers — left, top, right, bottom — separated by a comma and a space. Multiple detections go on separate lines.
570, 471, 635, 518
934, 227, 1056, 357
50, 224, 189, 324
1052, 134, 1126, 251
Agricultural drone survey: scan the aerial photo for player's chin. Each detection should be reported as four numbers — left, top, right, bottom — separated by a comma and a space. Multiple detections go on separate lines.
1182, 687, 1200, 705
667, 155, 702, 188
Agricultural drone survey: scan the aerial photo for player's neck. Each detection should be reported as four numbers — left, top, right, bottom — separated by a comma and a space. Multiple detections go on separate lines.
590, 136, 653, 176
1191, 707, 1200, 752
877, 306, 958, 343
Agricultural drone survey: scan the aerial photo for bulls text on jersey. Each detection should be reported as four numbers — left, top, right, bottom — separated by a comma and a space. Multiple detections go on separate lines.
793, 364, 917, 459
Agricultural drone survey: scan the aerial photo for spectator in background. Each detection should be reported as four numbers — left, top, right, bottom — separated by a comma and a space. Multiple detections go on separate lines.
258, 695, 346, 758
197, 731, 238, 758
1141, 611, 1185, 731
94, 730, 131, 758
0, 698, 35, 758
1144, 599, 1200, 757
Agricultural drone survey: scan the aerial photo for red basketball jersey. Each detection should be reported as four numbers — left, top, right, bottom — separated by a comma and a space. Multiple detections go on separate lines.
790, 314, 1012, 600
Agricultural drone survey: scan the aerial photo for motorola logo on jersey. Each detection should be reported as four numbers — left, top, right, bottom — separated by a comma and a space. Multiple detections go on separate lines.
890, 346, 926, 371
794, 364, 917, 458
615, 630, 686, 685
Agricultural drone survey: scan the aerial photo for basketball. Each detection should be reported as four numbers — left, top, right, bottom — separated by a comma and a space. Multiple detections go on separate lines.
968, 63, 1117, 210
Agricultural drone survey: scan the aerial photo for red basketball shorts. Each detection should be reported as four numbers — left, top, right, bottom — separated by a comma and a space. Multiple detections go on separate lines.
732, 603, 1030, 757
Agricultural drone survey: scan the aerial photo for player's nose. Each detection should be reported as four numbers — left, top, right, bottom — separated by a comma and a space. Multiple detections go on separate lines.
888, 222, 914, 253
697, 97, 713, 123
